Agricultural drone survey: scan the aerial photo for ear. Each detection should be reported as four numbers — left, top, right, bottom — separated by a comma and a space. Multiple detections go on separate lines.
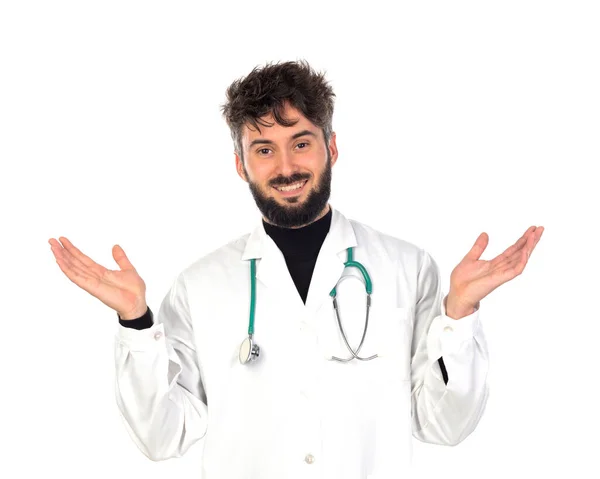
328, 131, 338, 167
235, 152, 248, 183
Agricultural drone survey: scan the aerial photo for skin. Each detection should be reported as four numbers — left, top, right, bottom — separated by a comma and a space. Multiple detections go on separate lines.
235, 103, 338, 228
446, 226, 544, 319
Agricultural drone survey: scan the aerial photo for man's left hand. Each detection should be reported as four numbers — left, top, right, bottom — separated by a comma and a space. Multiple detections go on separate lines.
446, 225, 545, 319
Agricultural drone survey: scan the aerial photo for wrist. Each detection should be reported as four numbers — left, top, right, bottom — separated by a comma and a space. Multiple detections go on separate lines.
445, 293, 475, 320
118, 305, 148, 320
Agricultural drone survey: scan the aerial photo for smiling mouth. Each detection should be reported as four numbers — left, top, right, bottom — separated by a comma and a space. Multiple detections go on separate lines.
272, 179, 308, 193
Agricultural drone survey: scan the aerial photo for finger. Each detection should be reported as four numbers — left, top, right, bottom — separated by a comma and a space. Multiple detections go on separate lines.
54, 241, 91, 274
57, 237, 105, 277
489, 249, 528, 285
54, 249, 98, 292
112, 244, 136, 271
529, 226, 544, 257
491, 226, 541, 270
58, 237, 98, 268
495, 249, 528, 283
493, 236, 532, 271
463, 232, 489, 262
524, 229, 536, 259
52, 241, 92, 278
508, 244, 529, 272
489, 234, 528, 268
489, 226, 536, 268
515, 226, 540, 261
516, 248, 529, 274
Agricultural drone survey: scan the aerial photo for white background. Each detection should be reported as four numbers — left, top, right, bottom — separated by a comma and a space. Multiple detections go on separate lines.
1, 0, 598, 477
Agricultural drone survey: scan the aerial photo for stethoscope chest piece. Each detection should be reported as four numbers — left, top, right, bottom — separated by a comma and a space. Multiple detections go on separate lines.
239, 336, 260, 364
240, 245, 374, 365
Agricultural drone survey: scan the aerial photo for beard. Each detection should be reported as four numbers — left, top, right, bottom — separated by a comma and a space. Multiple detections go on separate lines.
246, 152, 332, 228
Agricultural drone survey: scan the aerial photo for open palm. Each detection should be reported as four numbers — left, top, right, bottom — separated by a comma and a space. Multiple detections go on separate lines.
49, 236, 147, 319
449, 225, 544, 308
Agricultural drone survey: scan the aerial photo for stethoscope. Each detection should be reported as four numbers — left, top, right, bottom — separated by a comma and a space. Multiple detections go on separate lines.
239, 246, 377, 364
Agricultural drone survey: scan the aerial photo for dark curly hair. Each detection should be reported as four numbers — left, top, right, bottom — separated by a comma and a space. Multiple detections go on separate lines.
220, 59, 336, 163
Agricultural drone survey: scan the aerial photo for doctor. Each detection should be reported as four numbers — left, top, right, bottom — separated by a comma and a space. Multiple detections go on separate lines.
49, 60, 544, 478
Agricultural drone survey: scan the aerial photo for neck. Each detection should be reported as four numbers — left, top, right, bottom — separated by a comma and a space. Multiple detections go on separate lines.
262, 204, 331, 229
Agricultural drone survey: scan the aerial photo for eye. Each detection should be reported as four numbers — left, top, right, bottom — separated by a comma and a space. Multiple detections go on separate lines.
296, 142, 309, 149
257, 148, 271, 155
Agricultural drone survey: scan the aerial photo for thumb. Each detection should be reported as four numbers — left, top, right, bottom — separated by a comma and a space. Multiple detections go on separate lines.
463, 232, 489, 262
112, 244, 136, 271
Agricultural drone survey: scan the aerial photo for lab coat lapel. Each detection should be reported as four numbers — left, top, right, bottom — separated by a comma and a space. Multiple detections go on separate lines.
305, 208, 358, 313
241, 218, 305, 309
240, 207, 358, 313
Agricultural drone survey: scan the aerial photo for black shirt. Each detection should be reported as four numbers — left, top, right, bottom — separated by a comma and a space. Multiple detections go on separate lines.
262, 207, 332, 304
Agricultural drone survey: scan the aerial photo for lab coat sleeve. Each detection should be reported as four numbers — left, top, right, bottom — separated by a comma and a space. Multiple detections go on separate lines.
410, 249, 490, 446
114, 271, 208, 461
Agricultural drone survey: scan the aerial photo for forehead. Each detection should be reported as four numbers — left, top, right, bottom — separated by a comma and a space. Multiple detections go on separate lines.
241, 104, 320, 145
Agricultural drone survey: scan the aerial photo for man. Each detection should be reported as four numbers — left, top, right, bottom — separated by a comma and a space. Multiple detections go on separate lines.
49, 59, 543, 478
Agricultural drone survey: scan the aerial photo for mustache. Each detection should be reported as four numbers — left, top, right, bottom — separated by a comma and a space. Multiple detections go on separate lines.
269, 173, 311, 188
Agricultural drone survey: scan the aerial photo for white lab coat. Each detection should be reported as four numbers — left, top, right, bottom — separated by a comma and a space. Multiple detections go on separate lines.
114, 206, 489, 479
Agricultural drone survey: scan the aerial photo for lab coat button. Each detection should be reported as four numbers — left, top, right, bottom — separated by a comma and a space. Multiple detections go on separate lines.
305, 453, 315, 464
154, 331, 163, 340
443, 326, 453, 333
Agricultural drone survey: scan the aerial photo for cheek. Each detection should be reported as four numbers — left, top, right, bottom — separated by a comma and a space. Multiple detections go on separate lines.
309, 153, 328, 171
248, 165, 274, 188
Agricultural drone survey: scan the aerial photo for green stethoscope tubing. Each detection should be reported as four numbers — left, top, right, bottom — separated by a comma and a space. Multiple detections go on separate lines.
248, 256, 257, 335
329, 246, 372, 296
246, 246, 375, 362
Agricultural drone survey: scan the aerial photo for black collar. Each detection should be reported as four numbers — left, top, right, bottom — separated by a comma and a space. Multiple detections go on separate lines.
262, 208, 332, 259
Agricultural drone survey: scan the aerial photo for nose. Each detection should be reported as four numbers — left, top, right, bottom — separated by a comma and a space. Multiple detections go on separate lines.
275, 150, 297, 179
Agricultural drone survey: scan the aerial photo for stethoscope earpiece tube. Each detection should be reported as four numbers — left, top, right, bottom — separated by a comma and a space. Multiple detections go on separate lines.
239, 258, 259, 364
239, 246, 376, 365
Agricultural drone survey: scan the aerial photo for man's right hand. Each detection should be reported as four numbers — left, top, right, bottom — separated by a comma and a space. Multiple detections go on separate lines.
49, 236, 147, 320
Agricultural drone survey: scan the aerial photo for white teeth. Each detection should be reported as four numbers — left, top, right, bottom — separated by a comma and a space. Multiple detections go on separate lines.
276, 181, 305, 192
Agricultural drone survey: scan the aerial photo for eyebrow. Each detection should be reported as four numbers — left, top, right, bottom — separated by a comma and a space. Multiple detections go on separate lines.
248, 129, 317, 149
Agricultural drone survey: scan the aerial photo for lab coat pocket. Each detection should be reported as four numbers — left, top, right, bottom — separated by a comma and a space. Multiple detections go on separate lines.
318, 302, 413, 380
368, 304, 413, 380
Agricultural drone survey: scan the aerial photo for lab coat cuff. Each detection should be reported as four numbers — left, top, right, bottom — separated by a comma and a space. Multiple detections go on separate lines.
116, 321, 166, 352
440, 294, 480, 336
427, 295, 482, 363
